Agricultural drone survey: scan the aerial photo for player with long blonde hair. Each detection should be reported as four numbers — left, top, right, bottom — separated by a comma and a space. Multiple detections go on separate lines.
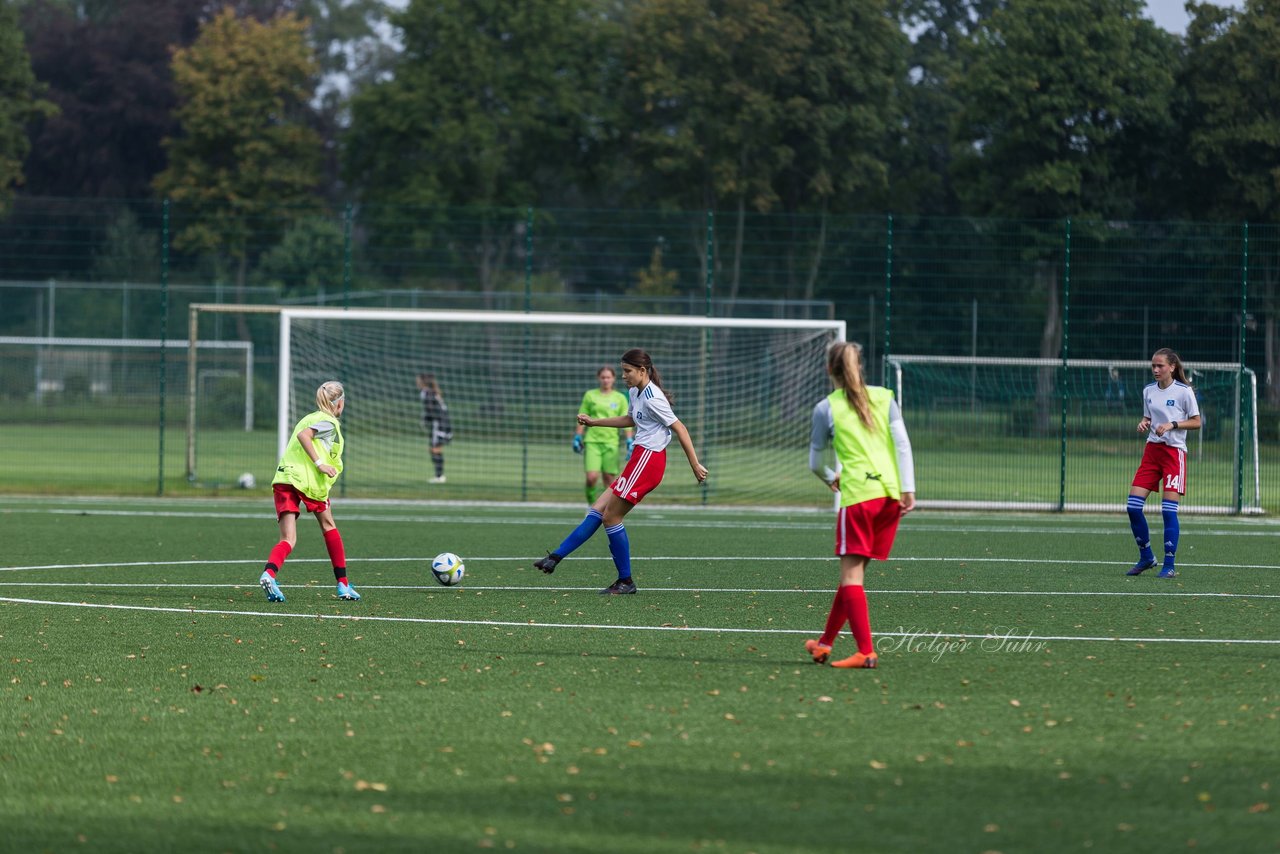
258, 381, 360, 602
804, 342, 915, 668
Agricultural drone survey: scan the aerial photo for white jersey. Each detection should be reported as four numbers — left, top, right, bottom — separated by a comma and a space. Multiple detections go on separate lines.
629, 382, 677, 452
1142, 380, 1199, 451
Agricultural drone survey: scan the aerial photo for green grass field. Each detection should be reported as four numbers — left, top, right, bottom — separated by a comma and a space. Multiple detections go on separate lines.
7, 421, 1279, 513
2, 496, 1276, 852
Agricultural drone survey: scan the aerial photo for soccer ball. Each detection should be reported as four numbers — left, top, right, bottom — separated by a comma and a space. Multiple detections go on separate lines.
431, 552, 465, 586
237, 472, 256, 489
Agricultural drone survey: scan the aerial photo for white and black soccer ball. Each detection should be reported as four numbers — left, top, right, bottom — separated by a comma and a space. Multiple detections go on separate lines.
237, 472, 256, 489
431, 552, 465, 586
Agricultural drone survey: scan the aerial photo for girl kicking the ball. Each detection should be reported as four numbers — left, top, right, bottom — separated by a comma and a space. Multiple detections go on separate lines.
533, 348, 708, 594
258, 380, 360, 603
804, 341, 915, 668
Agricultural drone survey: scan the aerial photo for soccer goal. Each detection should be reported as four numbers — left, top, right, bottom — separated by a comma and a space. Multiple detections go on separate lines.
888, 356, 1261, 514
0, 336, 252, 424
276, 307, 846, 506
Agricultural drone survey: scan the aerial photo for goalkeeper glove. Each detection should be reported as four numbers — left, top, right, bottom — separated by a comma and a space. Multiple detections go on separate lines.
573, 435, 584, 454
626, 437, 634, 456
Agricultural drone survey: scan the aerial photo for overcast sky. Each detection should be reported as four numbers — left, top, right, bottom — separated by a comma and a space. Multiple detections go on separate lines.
1144, 0, 1240, 33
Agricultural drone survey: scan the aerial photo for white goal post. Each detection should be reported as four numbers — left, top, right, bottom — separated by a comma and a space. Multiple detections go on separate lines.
888, 355, 1261, 514
277, 307, 846, 506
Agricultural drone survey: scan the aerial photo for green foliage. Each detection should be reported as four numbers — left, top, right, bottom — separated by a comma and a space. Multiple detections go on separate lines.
952, 0, 1178, 220
631, 241, 680, 298
256, 215, 346, 296
93, 207, 161, 282
621, 0, 812, 212
0, 1, 56, 208
154, 8, 323, 258
344, 0, 611, 210
1183, 0, 1280, 221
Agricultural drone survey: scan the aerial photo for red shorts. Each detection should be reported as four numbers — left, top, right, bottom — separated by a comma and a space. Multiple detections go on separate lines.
1131, 442, 1186, 495
273, 482, 329, 517
610, 446, 667, 505
835, 497, 902, 560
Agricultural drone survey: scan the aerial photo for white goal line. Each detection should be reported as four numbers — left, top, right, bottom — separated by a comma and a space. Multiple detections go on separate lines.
1, 596, 1275, 646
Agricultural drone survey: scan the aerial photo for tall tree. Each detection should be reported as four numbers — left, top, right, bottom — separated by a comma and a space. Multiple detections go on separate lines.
953, 0, 1176, 221
153, 7, 322, 331
951, 0, 1176, 418
18, 0, 204, 199
0, 0, 56, 208
890, 0, 998, 215
620, 0, 809, 304
1182, 0, 1280, 403
343, 0, 613, 299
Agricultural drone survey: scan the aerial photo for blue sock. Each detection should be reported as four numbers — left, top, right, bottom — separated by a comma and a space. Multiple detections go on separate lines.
605, 523, 631, 579
1127, 495, 1153, 561
555, 510, 603, 558
1161, 499, 1180, 566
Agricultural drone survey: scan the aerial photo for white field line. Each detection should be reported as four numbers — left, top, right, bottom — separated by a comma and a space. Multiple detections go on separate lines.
2, 555, 1279, 573
0, 595, 1275, 646
1, 581, 1278, 601
5, 505, 1280, 537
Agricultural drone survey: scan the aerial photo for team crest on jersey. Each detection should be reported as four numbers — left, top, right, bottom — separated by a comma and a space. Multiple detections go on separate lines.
1166, 399, 1175, 406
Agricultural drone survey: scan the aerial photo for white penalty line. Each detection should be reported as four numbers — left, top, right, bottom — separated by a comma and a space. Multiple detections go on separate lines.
3, 555, 1279, 572
0, 595, 1276, 646
2, 581, 1278, 600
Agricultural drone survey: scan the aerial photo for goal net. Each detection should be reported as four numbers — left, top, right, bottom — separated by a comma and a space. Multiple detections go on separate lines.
888, 356, 1260, 513
277, 308, 845, 507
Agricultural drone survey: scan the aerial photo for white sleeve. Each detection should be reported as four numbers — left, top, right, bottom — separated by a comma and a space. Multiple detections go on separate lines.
808, 399, 837, 482
647, 392, 677, 427
888, 399, 915, 494
1184, 386, 1200, 419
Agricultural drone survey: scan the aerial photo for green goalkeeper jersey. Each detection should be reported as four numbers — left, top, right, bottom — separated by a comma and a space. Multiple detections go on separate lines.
578, 388, 629, 443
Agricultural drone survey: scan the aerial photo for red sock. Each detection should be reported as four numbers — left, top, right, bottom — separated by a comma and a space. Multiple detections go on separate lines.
844, 585, 873, 655
323, 528, 347, 581
265, 541, 293, 576
819, 586, 849, 646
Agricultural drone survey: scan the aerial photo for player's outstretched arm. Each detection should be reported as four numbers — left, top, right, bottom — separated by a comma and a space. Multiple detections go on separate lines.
579, 414, 635, 428
669, 420, 708, 483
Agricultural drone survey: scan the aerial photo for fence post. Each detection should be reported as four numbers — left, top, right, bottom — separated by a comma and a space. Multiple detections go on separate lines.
1059, 218, 1071, 512
158, 199, 170, 496
1237, 222, 1249, 513
521, 206, 534, 502
882, 214, 893, 385
699, 211, 714, 505
342, 203, 353, 310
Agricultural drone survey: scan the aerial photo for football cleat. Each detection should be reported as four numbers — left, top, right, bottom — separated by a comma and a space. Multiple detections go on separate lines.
1126, 557, 1157, 576
831, 652, 878, 669
1157, 566, 1178, 579
429, 475, 447, 484
599, 577, 637, 595
804, 639, 832, 664
336, 582, 361, 601
533, 552, 562, 574
260, 571, 285, 603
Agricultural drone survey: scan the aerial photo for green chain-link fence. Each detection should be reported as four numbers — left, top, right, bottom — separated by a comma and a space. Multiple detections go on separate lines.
1, 198, 1275, 509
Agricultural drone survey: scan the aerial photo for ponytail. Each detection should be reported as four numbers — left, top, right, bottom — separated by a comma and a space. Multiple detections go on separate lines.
826, 342, 873, 429
316, 381, 345, 418
1153, 348, 1190, 386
